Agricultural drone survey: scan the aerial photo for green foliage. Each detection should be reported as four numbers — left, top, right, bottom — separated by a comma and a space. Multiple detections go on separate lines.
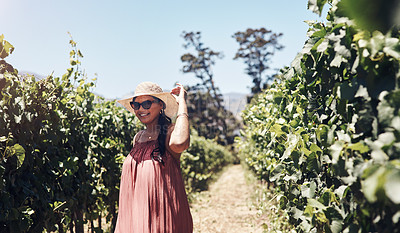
238, 1, 400, 232
0, 34, 14, 60
309, 0, 400, 33
181, 130, 234, 193
307, 0, 329, 16
339, 0, 400, 34
0, 35, 16, 76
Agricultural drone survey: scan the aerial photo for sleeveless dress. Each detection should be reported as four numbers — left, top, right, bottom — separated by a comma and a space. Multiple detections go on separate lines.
114, 133, 193, 233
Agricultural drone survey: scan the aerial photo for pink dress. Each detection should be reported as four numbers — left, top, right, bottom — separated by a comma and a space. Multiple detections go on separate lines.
115, 136, 193, 233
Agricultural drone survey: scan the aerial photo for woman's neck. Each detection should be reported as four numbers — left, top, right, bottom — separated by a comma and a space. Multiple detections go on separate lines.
145, 123, 160, 134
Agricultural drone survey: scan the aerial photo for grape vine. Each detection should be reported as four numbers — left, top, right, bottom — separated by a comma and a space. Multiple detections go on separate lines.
238, 1, 400, 232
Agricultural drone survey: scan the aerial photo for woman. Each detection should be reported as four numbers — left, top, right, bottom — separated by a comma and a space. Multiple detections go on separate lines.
115, 82, 193, 233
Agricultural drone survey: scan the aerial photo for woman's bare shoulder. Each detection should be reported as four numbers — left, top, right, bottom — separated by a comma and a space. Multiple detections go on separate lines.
132, 130, 144, 146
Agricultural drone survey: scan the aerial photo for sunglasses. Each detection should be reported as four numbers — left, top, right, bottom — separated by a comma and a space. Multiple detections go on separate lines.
130, 100, 159, 110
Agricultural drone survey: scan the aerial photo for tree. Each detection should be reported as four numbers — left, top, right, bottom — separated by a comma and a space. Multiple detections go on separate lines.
232, 28, 284, 95
180, 31, 239, 145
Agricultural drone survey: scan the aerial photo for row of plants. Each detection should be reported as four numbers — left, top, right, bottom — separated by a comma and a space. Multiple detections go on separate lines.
182, 130, 234, 194
0, 36, 233, 232
237, 0, 400, 232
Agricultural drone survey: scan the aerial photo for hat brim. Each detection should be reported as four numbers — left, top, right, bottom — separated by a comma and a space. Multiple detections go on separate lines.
117, 92, 178, 119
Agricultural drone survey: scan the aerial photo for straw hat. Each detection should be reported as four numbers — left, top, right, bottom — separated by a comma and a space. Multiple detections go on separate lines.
117, 82, 178, 119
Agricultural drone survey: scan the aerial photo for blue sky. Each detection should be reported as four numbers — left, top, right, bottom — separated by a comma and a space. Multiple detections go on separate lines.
1, 0, 326, 99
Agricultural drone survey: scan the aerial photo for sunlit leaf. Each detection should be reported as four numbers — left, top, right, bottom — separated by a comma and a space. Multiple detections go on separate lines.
347, 142, 369, 153
316, 125, 329, 144
330, 220, 344, 233
361, 166, 386, 202
307, 198, 327, 210
13, 144, 25, 169
334, 185, 349, 199
384, 169, 400, 204
308, 0, 328, 16
393, 211, 400, 224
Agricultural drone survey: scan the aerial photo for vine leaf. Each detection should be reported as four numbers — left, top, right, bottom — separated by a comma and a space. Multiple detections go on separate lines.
0, 34, 15, 59
307, 0, 328, 16
384, 170, 400, 204
13, 144, 25, 169
361, 166, 385, 203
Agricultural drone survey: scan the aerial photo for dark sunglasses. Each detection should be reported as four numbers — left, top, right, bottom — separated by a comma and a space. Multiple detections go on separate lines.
130, 100, 159, 110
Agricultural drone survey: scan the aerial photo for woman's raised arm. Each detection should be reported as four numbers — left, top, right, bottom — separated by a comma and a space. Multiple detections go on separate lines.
168, 83, 190, 155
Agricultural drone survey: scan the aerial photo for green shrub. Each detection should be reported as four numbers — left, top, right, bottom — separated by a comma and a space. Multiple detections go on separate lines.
181, 130, 234, 193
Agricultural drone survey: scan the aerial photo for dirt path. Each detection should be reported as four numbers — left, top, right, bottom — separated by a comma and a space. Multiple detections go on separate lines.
190, 164, 269, 233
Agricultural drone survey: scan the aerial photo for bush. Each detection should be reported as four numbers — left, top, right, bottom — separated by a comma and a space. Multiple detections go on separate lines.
181, 130, 234, 193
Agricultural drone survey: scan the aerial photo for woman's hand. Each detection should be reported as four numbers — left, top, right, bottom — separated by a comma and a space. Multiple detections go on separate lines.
170, 83, 187, 102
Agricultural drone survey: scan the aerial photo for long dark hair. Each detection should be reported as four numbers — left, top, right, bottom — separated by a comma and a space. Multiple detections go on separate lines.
154, 97, 171, 165
157, 107, 171, 156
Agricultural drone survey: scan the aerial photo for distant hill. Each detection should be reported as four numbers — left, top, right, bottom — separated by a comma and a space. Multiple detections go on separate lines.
18, 71, 46, 80
222, 92, 248, 119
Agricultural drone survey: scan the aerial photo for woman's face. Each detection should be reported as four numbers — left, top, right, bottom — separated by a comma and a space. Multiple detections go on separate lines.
133, 95, 163, 125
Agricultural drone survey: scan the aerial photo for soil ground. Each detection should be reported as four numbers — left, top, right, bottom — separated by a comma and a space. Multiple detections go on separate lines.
190, 164, 270, 233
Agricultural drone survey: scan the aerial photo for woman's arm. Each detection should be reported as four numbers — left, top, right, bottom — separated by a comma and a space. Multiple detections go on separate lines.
167, 83, 190, 156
